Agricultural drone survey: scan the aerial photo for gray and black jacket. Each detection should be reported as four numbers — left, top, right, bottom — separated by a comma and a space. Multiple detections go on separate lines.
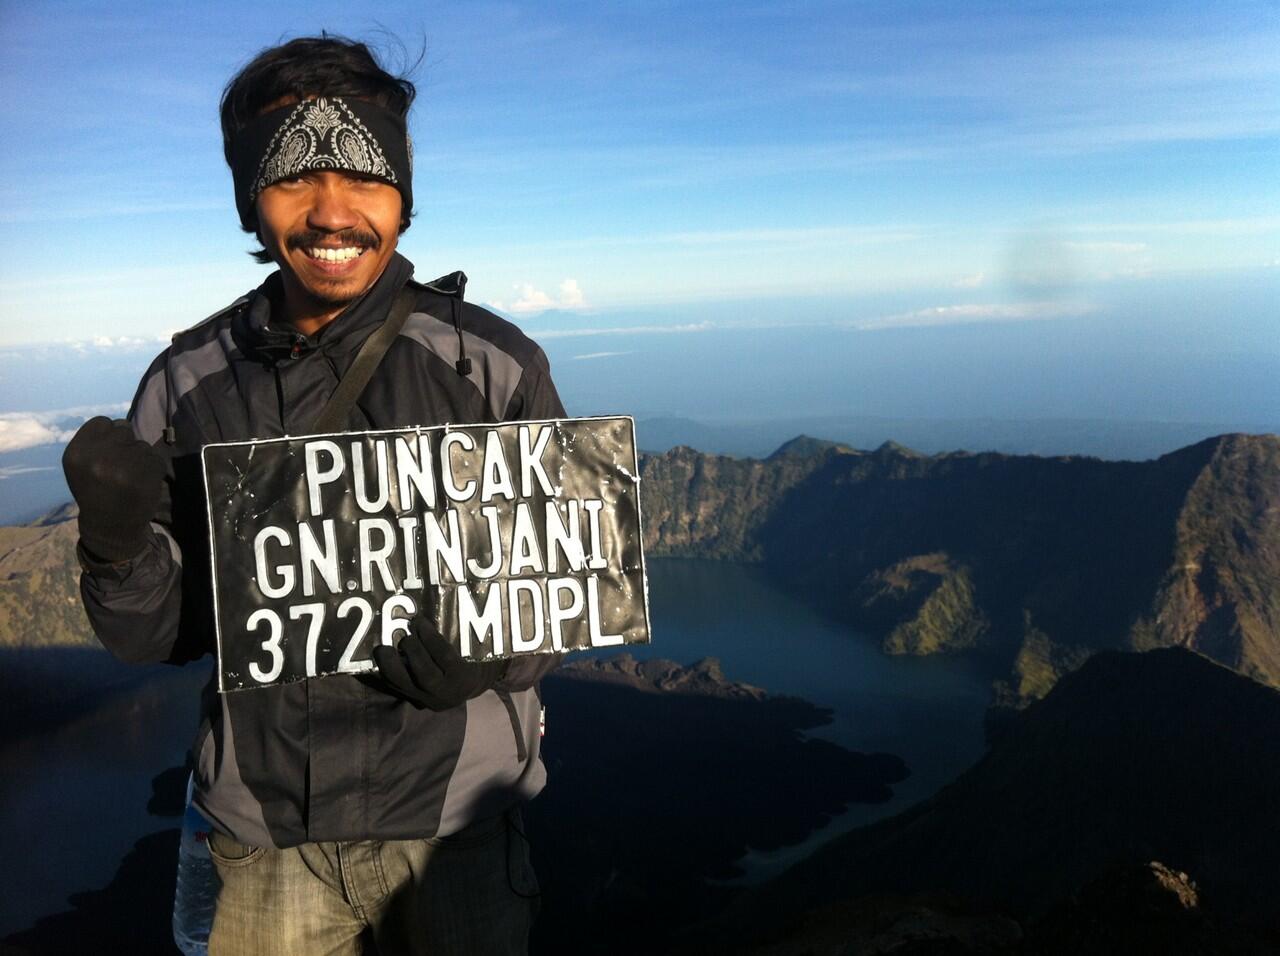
79, 253, 565, 848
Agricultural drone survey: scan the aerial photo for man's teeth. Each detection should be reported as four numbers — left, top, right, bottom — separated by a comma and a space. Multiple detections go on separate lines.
307, 247, 364, 262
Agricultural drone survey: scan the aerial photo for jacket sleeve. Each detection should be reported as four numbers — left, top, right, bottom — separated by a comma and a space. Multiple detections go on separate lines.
497, 346, 569, 691
79, 522, 186, 664
78, 350, 208, 665
500, 346, 567, 423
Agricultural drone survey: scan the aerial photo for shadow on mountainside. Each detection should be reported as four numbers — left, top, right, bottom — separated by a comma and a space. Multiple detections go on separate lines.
685, 647, 1280, 955
1, 766, 188, 955
0, 647, 169, 739
526, 656, 908, 953
2, 655, 907, 956
756, 440, 1212, 664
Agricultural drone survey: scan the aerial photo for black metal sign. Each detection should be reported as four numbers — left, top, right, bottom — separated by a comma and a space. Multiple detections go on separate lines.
202, 416, 649, 691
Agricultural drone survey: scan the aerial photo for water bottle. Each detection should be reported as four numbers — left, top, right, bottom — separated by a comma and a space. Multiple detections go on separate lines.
173, 774, 220, 955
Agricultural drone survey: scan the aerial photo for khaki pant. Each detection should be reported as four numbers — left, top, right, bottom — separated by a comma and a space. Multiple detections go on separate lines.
207, 810, 539, 955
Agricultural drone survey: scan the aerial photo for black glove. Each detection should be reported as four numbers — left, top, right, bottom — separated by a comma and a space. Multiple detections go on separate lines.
373, 618, 509, 710
62, 416, 167, 562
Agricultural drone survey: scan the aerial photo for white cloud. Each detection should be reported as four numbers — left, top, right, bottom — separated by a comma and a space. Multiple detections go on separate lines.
953, 272, 985, 288
1063, 241, 1148, 254
89, 335, 151, 349
0, 417, 70, 454
1056, 239, 1154, 280
1002, 228, 1163, 287
662, 225, 922, 246
852, 301, 1096, 331
1065, 216, 1280, 237
509, 285, 555, 313
558, 279, 585, 308
571, 350, 634, 361
530, 321, 713, 339
6, 335, 161, 353
0, 402, 130, 453
492, 279, 590, 315
0, 465, 56, 479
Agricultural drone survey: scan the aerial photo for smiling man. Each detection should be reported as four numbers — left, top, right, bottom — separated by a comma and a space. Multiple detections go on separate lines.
257, 164, 404, 332
234, 92, 410, 334
60, 35, 565, 956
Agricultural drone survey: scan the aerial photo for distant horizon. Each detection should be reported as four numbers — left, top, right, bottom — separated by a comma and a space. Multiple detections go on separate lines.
4, 267, 1276, 422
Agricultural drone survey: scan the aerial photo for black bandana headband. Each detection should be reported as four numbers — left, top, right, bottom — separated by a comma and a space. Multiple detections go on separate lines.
230, 96, 414, 231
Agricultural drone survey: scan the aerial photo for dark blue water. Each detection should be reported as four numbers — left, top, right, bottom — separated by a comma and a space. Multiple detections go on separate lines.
0, 558, 991, 934
584, 558, 991, 880
0, 444, 71, 524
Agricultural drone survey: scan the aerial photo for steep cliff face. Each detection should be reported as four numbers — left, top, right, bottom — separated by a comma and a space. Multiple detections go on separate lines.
639, 445, 835, 559
638, 433, 1280, 698
1134, 434, 1280, 685
0, 506, 94, 650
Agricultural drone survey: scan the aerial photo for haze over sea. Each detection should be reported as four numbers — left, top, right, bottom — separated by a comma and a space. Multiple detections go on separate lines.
3, 265, 1277, 522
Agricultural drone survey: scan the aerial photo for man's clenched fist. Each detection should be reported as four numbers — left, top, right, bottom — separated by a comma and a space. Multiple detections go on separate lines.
62, 416, 167, 562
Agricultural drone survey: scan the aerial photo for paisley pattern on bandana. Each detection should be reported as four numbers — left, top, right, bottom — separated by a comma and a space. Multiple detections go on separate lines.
251, 97, 398, 199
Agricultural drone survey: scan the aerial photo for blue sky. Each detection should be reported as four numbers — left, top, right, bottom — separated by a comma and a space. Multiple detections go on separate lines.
1, 0, 1276, 339
0, 1, 1277, 467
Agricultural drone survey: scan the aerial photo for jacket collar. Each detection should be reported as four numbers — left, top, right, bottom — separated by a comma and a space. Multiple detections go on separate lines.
235, 252, 416, 364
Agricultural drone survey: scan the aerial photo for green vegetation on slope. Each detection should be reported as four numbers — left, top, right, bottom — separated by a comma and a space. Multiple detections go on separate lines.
852, 553, 989, 655
0, 509, 96, 650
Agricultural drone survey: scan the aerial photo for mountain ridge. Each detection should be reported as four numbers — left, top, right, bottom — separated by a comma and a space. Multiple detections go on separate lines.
641, 430, 1280, 703
4, 431, 1277, 711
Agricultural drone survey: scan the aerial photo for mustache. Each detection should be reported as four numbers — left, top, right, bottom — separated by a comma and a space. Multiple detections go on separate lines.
286, 229, 380, 251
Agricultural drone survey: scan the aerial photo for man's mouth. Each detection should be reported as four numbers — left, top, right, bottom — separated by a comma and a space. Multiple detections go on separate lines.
287, 230, 380, 269
304, 246, 366, 263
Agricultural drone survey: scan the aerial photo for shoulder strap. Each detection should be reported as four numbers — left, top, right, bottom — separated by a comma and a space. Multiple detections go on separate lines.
310, 286, 418, 435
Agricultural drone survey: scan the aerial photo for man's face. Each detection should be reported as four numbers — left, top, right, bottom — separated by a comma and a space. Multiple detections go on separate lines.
255, 170, 403, 315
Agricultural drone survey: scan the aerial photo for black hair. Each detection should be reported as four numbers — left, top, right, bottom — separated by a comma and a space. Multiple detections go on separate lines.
220, 34, 418, 260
